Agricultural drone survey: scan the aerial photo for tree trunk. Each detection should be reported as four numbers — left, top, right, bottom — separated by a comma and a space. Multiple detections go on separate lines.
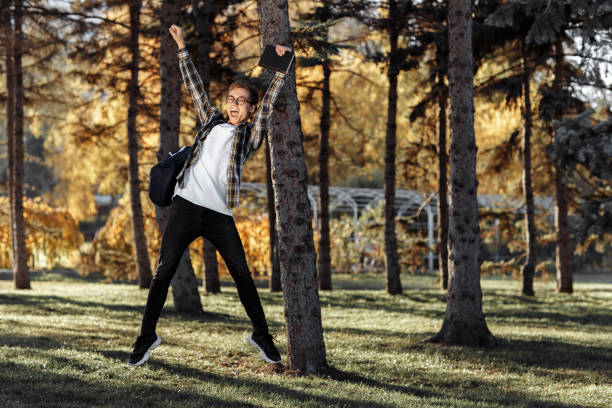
11, 0, 30, 290
554, 164, 572, 293
3, 2, 16, 270
317, 59, 332, 291
203, 238, 220, 294
520, 43, 536, 296
258, 0, 328, 374
384, 0, 402, 295
265, 137, 282, 292
157, 0, 203, 313
193, 0, 221, 296
185, 0, 220, 296
193, 0, 212, 90
426, 0, 494, 347
437, 69, 449, 291
552, 40, 572, 294
127, 0, 152, 289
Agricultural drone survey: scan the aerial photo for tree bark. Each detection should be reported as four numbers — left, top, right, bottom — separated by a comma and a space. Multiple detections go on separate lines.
156, 0, 204, 313
520, 43, 536, 296
193, 0, 212, 90
3, 2, 16, 268
426, 0, 494, 347
258, 0, 328, 374
192, 0, 221, 293
193, 0, 221, 296
437, 68, 449, 291
554, 164, 572, 293
202, 237, 220, 294
552, 40, 572, 294
127, 0, 152, 289
10, 0, 30, 290
384, 0, 402, 295
265, 137, 282, 292
317, 59, 332, 291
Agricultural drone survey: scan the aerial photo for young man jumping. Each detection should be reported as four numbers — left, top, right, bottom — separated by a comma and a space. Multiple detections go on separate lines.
128, 24, 289, 367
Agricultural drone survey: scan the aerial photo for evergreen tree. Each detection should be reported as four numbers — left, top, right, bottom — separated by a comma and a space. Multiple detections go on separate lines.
426, 0, 495, 346
294, 3, 349, 291
486, 0, 611, 293
258, 0, 328, 374
127, 0, 153, 289
3, 0, 30, 289
157, 0, 203, 312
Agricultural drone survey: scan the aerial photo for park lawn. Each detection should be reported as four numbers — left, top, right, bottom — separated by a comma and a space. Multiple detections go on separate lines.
1, 273, 611, 408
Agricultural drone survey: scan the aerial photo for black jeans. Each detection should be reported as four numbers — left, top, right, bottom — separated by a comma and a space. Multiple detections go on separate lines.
139, 195, 269, 337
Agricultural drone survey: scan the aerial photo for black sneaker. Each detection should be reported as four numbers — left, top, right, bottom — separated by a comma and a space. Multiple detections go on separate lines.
128, 334, 162, 367
248, 333, 282, 364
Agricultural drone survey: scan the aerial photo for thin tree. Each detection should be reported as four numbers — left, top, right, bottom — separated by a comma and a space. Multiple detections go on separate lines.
403, 0, 449, 290
258, 0, 328, 373
293, 3, 348, 291
157, 0, 203, 312
2, 0, 15, 264
519, 38, 536, 296
425, 0, 495, 346
436, 65, 449, 290
265, 138, 281, 292
6, 0, 30, 289
382, 0, 407, 295
127, 0, 152, 289
551, 39, 572, 294
192, 0, 221, 295
317, 58, 332, 290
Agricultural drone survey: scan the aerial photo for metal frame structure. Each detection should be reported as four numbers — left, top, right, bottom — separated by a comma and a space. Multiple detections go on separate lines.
240, 183, 555, 273
241, 183, 437, 270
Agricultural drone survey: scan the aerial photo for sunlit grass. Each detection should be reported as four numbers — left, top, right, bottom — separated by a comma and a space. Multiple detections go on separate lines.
1, 272, 610, 407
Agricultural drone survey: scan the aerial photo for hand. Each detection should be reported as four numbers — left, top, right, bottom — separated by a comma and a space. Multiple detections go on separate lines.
169, 24, 185, 49
275, 45, 292, 56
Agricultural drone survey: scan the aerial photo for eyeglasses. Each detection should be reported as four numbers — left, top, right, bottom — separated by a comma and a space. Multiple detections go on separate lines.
226, 95, 251, 106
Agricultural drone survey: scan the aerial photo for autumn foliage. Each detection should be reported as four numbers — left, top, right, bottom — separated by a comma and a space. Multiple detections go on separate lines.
0, 197, 83, 269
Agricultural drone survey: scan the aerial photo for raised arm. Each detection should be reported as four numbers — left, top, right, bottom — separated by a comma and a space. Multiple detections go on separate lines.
247, 45, 291, 157
169, 25, 218, 126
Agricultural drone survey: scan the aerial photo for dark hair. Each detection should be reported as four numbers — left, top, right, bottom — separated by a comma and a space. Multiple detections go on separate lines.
229, 80, 259, 106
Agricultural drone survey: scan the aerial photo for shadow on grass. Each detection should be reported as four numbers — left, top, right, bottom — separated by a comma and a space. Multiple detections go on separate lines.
0, 332, 593, 408
486, 308, 612, 327
0, 360, 256, 408
317, 293, 445, 320
0, 292, 259, 325
140, 357, 414, 408
0, 293, 143, 315
322, 367, 585, 408
418, 335, 612, 379
493, 338, 612, 373
107, 350, 586, 408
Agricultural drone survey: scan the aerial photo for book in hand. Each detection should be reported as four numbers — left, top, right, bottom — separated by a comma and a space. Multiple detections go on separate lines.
258, 45, 294, 74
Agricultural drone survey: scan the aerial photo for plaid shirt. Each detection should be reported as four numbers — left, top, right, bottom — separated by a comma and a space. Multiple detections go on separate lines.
175, 48, 285, 209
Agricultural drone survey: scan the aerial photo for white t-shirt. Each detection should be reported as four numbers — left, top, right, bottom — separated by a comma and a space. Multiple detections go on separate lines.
173, 122, 236, 216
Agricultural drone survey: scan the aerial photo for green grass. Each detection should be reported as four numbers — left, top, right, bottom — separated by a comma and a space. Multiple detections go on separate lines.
1, 272, 611, 407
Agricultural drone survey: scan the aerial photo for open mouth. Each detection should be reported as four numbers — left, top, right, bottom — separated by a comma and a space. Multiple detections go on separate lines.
230, 108, 239, 117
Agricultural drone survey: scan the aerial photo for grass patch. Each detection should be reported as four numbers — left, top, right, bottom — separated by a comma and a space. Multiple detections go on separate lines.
1, 273, 611, 407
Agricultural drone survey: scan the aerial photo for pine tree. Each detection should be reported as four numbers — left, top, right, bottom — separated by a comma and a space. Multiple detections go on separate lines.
294, 3, 348, 291
126, 0, 152, 289
426, 0, 495, 346
257, 0, 328, 374
404, 0, 450, 289
482, 3, 547, 296
265, 137, 281, 291
4, 0, 30, 289
486, 0, 612, 293
157, 0, 203, 312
